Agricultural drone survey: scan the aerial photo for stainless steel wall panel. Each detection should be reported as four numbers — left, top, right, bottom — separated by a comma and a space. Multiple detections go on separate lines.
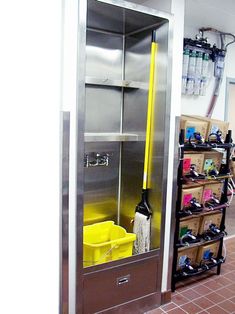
84, 142, 120, 226
87, 0, 169, 35
86, 30, 123, 80
120, 141, 145, 232
125, 31, 151, 83
122, 89, 148, 136
85, 86, 121, 133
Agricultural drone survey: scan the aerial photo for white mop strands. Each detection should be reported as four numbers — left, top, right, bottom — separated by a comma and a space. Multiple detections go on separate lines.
133, 212, 151, 254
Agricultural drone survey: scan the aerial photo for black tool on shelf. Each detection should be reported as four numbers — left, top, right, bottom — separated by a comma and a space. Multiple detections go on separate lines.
189, 132, 205, 145
187, 164, 206, 179
171, 129, 233, 292
179, 229, 200, 246
175, 257, 225, 280
204, 193, 220, 209
208, 130, 225, 144
201, 224, 223, 241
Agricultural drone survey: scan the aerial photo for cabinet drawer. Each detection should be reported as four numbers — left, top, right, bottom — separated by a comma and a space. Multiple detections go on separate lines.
83, 256, 159, 314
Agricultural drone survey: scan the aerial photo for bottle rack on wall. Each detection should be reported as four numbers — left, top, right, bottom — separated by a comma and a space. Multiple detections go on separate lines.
171, 129, 234, 292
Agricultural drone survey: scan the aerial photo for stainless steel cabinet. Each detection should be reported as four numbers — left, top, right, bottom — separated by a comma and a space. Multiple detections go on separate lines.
61, 1, 172, 313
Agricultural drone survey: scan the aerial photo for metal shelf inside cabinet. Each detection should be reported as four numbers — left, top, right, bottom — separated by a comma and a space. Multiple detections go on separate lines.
85, 76, 149, 89
84, 133, 144, 142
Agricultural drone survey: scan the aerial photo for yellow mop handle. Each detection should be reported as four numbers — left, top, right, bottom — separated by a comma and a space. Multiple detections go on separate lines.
143, 42, 158, 190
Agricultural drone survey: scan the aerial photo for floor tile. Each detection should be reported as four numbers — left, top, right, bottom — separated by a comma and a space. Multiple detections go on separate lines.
182, 288, 201, 301
227, 283, 235, 291
192, 297, 214, 310
206, 305, 229, 314
192, 285, 212, 296
216, 286, 235, 299
217, 300, 235, 313
220, 267, 232, 275
160, 302, 178, 312
171, 293, 189, 306
205, 291, 225, 303
166, 308, 186, 314
224, 271, 235, 281
215, 276, 233, 286
181, 302, 202, 314
203, 279, 223, 291
146, 308, 165, 314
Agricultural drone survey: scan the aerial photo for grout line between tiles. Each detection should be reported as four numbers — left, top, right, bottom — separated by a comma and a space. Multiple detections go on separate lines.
176, 286, 224, 307
173, 308, 187, 314
203, 302, 231, 314
160, 302, 179, 312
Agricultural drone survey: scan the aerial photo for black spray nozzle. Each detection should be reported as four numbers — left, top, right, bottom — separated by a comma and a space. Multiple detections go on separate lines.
208, 129, 224, 143
209, 223, 220, 234
184, 257, 194, 271
190, 197, 202, 208
190, 164, 199, 177
189, 132, 204, 145
180, 229, 196, 245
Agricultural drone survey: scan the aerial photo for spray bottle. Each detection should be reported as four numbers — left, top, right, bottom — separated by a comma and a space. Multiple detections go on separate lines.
194, 51, 203, 95
182, 48, 190, 94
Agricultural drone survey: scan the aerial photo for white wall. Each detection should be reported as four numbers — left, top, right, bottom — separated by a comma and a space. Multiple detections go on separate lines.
0, 1, 61, 313
182, 0, 235, 120
226, 83, 235, 136
161, 0, 185, 292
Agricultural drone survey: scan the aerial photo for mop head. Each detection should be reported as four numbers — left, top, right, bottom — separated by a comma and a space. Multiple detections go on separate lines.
133, 212, 151, 254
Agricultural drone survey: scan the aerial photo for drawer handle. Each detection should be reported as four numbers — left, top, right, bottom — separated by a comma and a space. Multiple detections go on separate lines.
117, 275, 130, 286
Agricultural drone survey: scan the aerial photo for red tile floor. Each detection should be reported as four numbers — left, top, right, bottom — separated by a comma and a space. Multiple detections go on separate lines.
148, 238, 235, 314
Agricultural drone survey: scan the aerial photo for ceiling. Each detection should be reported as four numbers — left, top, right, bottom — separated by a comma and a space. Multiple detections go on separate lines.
185, 0, 235, 34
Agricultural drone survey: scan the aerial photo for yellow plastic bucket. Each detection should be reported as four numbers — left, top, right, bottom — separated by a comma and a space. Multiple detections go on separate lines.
83, 221, 136, 267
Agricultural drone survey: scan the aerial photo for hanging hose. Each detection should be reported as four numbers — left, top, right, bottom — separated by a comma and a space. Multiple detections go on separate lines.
223, 241, 227, 261
227, 182, 234, 205
199, 28, 235, 117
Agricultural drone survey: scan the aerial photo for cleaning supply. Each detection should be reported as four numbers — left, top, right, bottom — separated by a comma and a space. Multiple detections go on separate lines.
133, 31, 158, 254
133, 212, 151, 253
83, 221, 136, 267
182, 48, 190, 94
194, 51, 203, 95
200, 53, 209, 96
186, 50, 196, 95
